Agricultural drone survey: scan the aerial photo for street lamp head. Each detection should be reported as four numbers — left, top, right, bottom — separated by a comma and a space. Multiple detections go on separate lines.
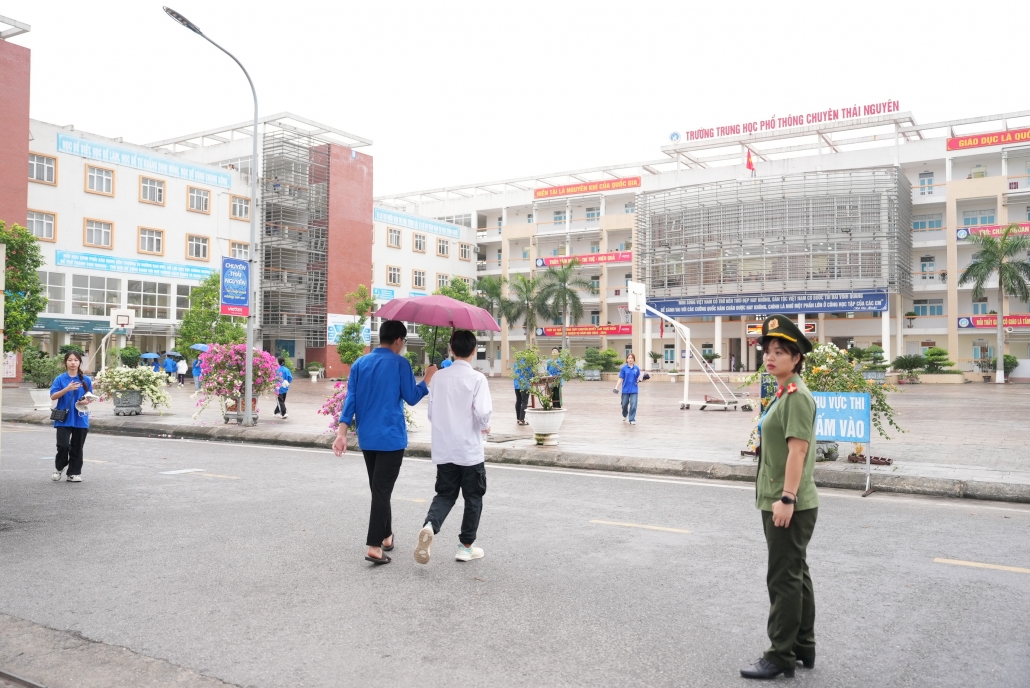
163, 7, 202, 35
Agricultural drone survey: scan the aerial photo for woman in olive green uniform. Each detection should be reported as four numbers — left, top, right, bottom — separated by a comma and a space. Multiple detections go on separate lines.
741, 315, 819, 680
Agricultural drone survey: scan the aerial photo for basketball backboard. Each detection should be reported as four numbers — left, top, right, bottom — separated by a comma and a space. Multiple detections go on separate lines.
627, 281, 646, 313
110, 308, 135, 330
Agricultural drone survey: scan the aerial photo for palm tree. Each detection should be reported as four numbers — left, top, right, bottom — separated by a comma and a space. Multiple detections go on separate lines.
504, 274, 548, 348
958, 224, 1030, 383
538, 259, 597, 351
475, 275, 505, 372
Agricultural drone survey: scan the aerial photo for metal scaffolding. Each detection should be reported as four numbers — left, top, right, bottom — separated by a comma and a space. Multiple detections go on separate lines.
261, 129, 330, 349
636, 167, 912, 301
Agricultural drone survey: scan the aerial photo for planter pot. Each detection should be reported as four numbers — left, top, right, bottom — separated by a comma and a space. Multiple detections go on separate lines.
920, 374, 966, 384
29, 388, 53, 410
525, 408, 566, 446
309, 370, 321, 382
112, 389, 143, 416
669, 374, 679, 383
815, 440, 839, 462
224, 397, 260, 424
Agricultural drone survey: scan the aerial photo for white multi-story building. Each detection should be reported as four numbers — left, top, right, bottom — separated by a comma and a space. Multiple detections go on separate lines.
26, 119, 252, 359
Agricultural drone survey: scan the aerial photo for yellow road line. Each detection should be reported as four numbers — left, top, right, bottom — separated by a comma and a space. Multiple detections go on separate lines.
934, 557, 1030, 574
84, 459, 108, 464
589, 520, 692, 534
191, 473, 241, 480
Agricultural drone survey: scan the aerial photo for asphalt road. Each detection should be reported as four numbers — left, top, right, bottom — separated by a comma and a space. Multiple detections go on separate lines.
1, 424, 1028, 688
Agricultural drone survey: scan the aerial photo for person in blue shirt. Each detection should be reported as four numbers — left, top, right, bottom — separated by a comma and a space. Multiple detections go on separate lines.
50, 351, 94, 483
333, 320, 438, 565
613, 352, 643, 425
545, 347, 564, 409
192, 356, 203, 390
273, 357, 293, 419
152, 360, 160, 373
162, 354, 177, 380
512, 355, 533, 425
440, 357, 453, 369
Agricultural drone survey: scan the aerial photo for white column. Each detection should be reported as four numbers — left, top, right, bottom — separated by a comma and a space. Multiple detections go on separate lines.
644, 318, 653, 371
166, 336, 176, 353
881, 297, 891, 364
945, 157, 953, 182
714, 316, 723, 371
797, 313, 805, 336
895, 295, 903, 363
1002, 151, 1009, 177
817, 312, 826, 344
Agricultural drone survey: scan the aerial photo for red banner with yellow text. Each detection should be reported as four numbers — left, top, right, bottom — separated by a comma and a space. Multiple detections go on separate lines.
947, 127, 1030, 151
535, 324, 632, 337
535, 251, 632, 268
956, 222, 1030, 240
534, 177, 641, 199
958, 315, 1030, 329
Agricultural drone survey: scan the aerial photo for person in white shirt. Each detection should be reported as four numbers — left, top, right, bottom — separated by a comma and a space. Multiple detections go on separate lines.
414, 329, 492, 564
175, 358, 188, 387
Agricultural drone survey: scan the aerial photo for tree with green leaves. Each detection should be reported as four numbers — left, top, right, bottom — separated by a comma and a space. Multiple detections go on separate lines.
175, 273, 246, 359
923, 347, 955, 374
538, 259, 596, 351
475, 275, 506, 372
503, 274, 548, 348
959, 224, 1030, 382
418, 278, 476, 364
1, 220, 48, 352
336, 284, 376, 366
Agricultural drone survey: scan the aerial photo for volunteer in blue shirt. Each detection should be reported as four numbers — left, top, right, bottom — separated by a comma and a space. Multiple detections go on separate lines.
613, 353, 643, 425
274, 357, 293, 419
545, 347, 564, 409
50, 351, 94, 483
162, 354, 177, 379
192, 356, 203, 390
513, 355, 533, 426
333, 320, 438, 565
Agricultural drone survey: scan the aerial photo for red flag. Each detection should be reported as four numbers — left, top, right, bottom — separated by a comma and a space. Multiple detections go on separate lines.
746, 148, 755, 173
659, 319, 665, 338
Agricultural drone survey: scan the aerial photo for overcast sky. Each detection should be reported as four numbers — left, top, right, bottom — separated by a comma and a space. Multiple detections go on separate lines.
7, 0, 1026, 197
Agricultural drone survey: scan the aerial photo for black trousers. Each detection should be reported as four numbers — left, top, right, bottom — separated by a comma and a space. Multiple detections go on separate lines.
550, 385, 562, 409
55, 427, 88, 477
362, 449, 405, 547
424, 462, 487, 546
514, 389, 528, 422
762, 507, 818, 669
177, 373, 186, 385
274, 392, 287, 416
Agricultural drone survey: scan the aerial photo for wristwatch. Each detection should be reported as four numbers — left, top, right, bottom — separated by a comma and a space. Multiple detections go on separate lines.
780, 494, 797, 505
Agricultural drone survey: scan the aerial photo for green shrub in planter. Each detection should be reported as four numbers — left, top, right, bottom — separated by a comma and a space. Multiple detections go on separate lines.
923, 347, 955, 374
23, 351, 65, 389
120, 346, 142, 368
988, 354, 1019, 377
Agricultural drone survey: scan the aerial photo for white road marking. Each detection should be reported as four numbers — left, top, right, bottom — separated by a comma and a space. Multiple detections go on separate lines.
934, 557, 1030, 574
159, 468, 206, 475
590, 520, 692, 534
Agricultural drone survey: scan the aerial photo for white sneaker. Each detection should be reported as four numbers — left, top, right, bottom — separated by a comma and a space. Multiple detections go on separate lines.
282, 414, 289, 419
455, 545, 484, 562
67, 475, 82, 483
414, 524, 434, 564
51, 470, 62, 482
629, 420, 636, 425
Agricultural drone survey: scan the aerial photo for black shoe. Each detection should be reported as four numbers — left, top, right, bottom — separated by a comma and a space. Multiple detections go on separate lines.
740, 658, 795, 679
796, 656, 815, 669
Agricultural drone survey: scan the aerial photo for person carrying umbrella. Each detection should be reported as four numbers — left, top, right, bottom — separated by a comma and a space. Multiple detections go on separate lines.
333, 320, 438, 565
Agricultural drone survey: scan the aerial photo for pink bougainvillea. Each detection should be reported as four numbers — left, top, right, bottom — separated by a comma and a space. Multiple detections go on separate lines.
194, 344, 281, 416
317, 381, 348, 433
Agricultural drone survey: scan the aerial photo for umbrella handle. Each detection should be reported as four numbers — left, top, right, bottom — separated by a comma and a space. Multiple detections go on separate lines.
429, 326, 439, 366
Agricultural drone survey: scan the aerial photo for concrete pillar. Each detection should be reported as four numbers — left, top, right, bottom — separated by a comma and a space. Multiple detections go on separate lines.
945, 157, 953, 182
644, 318, 653, 371
817, 312, 826, 344
797, 313, 805, 336
1002, 151, 1009, 177
881, 296, 891, 364
58, 332, 70, 348
946, 182, 959, 358
895, 295, 903, 363
714, 316, 723, 371
166, 336, 175, 353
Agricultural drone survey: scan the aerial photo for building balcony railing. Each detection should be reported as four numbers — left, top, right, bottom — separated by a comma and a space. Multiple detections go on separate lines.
606, 287, 629, 302
911, 183, 946, 203
536, 218, 602, 235
476, 260, 502, 272
911, 228, 945, 243
902, 315, 947, 330
911, 269, 948, 284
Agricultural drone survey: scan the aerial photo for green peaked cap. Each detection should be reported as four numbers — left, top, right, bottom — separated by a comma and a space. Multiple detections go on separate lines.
760, 314, 813, 354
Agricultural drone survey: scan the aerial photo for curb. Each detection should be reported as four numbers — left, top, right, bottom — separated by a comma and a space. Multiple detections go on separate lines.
6, 410, 1029, 504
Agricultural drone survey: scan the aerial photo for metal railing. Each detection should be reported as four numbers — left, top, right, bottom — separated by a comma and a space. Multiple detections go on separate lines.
911, 269, 948, 283
911, 183, 946, 201
902, 315, 947, 329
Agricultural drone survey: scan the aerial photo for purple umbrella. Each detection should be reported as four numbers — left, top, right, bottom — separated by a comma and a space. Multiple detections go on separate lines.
375, 295, 500, 364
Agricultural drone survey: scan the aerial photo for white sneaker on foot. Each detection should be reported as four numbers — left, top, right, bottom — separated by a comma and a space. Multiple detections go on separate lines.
67, 475, 82, 483
455, 545, 484, 562
629, 420, 636, 425
414, 523, 434, 564
282, 414, 289, 419
51, 470, 62, 482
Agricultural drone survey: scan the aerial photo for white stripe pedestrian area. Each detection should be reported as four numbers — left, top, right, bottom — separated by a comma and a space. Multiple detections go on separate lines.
159, 468, 207, 475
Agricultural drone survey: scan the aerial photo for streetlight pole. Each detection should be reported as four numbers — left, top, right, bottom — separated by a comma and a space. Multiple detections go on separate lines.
164, 7, 259, 425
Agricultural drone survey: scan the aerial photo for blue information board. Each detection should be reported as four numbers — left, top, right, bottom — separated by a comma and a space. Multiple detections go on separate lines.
647, 290, 888, 318
812, 392, 871, 443
220, 257, 249, 316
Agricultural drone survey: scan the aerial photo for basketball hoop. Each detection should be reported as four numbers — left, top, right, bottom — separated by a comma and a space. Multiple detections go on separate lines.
618, 306, 632, 324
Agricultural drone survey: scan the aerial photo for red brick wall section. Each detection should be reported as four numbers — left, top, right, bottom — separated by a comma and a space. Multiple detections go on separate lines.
321, 145, 373, 379
0, 40, 30, 232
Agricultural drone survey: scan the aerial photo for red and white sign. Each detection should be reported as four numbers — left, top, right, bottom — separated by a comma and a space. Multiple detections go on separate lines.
682, 100, 901, 142
958, 315, 1030, 329
957, 222, 1030, 240
534, 177, 640, 199
947, 127, 1030, 151
535, 251, 632, 268
220, 304, 249, 316
535, 324, 632, 337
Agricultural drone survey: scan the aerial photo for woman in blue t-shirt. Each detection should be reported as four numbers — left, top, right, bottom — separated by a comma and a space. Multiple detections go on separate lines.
613, 352, 643, 425
50, 351, 94, 483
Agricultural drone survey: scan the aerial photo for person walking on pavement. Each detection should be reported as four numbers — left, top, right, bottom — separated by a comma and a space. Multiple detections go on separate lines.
176, 357, 188, 387
740, 315, 819, 680
192, 356, 203, 390
613, 352, 643, 424
50, 351, 94, 483
333, 320, 437, 565
274, 357, 292, 419
162, 354, 177, 382
545, 347, 564, 409
414, 330, 492, 565
513, 353, 533, 426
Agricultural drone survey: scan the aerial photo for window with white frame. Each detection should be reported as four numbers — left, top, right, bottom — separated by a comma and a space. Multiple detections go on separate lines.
972, 342, 994, 360
138, 228, 163, 255
176, 285, 195, 320
387, 266, 401, 286
437, 273, 449, 289
36, 271, 65, 313
26, 211, 55, 240
553, 210, 566, 225
913, 213, 943, 230
437, 238, 449, 257
913, 298, 943, 316
586, 207, 600, 222
436, 214, 471, 228
589, 275, 600, 290
388, 227, 401, 247
188, 187, 210, 213
590, 241, 600, 253
85, 220, 113, 248
127, 280, 171, 319
497, 216, 503, 228
590, 310, 600, 325
413, 269, 426, 289
141, 177, 164, 204
625, 202, 635, 214
918, 172, 934, 196
413, 233, 426, 252
522, 247, 530, 259
972, 297, 989, 315
230, 195, 250, 220
970, 166, 987, 179
187, 235, 209, 260
71, 275, 120, 316
460, 276, 474, 289
87, 166, 113, 195
231, 241, 249, 259
29, 154, 56, 184
527, 213, 533, 223
459, 243, 472, 261
919, 256, 936, 280
963, 209, 994, 226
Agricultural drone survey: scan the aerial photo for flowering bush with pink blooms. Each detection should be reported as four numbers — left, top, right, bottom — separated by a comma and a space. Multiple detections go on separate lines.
316, 380, 417, 434
193, 344, 281, 417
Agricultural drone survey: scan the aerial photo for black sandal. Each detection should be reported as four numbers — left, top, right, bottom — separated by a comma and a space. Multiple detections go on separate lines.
382, 534, 394, 552
364, 553, 391, 565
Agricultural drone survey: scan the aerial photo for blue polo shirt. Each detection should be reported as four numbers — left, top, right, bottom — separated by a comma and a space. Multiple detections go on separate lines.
619, 364, 641, 394
340, 348, 429, 451
192, 358, 202, 379
50, 372, 92, 429
276, 365, 293, 394
163, 357, 177, 374
513, 358, 534, 390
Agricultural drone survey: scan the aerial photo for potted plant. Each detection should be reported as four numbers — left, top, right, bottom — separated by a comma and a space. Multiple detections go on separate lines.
306, 361, 325, 381
890, 354, 925, 384
904, 311, 917, 327
194, 344, 282, 424
648, 350, 663, 370
668, 367, 679, 383
119, 345, 142, 368
94, 366, 172, 415
22, 351, 65, 409
515, 347, 580, 446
